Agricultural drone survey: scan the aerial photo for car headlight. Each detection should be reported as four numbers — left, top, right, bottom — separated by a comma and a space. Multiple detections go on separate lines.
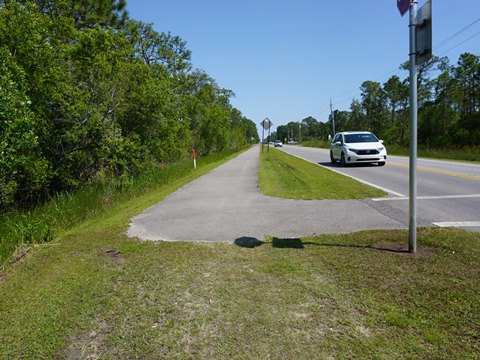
347, 148, 358, 154
377, 147, 384, 151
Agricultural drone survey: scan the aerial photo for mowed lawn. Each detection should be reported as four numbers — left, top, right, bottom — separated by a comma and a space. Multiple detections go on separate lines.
0, 148, 479, 359
258, 148, 386, 199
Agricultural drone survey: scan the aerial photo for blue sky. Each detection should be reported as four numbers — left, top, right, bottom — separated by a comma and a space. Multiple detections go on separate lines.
126, 0, 480, 134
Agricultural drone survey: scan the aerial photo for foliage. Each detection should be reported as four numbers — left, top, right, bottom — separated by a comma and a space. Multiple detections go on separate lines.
0, 48, 51, 207
0, 0, 259, 211
273, 54, 479, 156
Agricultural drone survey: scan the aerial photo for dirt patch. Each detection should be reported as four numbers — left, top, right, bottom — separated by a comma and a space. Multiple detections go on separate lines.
102, 247, 123, 263
375, 243, 437, 258
61, 318, 109, 360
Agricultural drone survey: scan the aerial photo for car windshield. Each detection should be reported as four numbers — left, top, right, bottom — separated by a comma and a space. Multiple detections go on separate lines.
344, 133, 378, 143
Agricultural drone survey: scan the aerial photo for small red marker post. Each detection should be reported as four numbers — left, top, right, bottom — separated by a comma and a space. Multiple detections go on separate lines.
192, 148, 197, 169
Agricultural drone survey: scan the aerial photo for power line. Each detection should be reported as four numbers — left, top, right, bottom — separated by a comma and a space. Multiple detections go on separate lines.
437, 30, 480, 56
433, 17, 480, 50
329, 17, 480, 110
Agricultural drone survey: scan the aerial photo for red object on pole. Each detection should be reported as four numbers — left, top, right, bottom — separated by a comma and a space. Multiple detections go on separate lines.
192, 148, 197, 169
397, 0, 411, 16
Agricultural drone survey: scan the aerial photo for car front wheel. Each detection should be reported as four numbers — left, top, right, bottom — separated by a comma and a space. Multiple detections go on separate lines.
378, 161, 385, 166
340, 152, 346, 166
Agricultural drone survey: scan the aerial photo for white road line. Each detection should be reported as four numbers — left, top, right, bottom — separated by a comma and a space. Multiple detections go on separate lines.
433, 221, 480, 228
372, 194, 480, 201
324, 168, 406, 197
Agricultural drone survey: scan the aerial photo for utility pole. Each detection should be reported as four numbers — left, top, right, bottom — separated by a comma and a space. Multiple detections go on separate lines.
330, 98, 336, 136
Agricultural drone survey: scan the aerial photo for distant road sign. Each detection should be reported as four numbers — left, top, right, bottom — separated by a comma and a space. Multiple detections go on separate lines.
260, 118, 272, 130
397, 0, 411, 17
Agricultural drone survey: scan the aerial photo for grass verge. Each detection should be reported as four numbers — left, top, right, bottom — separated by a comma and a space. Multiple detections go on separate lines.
0, 227, 478, 358
259, 148, 386, 199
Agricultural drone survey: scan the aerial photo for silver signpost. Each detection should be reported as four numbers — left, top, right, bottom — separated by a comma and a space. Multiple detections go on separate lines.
409, 0, 418, 254
398, 0, 432, 253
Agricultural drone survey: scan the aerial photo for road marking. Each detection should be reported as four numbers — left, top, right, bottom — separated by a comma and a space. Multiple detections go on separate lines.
312, 162, 405, 197
321, 166, 406, 197
372, 194, 480, 201
433, 221, 480, 228
389, 162, 480, 181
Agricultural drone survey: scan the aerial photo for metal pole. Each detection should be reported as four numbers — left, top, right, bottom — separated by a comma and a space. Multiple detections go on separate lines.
330, 99, 335, 135
267, 126, 270, 152
409, 0, 418, 253
262, 126, 264, 153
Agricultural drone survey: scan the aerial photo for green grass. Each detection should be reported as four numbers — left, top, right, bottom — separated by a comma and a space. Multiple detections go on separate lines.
259, 148, 386, 199
1, 227, 479, 358
1, 145, 479, 358
0, 149, 247, 267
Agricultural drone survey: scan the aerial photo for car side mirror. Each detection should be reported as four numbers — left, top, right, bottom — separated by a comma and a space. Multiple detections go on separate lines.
335, 141, 342, 146
379, 140, 384, 144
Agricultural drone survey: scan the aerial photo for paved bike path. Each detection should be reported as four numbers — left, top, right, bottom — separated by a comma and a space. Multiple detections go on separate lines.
128, 146, 405, 242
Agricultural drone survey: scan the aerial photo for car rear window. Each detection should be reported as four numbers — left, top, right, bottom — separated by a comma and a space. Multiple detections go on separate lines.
344, 133, 377, 143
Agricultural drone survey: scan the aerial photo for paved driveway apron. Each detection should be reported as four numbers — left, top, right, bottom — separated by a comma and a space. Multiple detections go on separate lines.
128, 146, 405, 242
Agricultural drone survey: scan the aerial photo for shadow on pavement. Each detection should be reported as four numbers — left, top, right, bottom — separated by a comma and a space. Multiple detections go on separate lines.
318, 162, 379, 168
234, 237, 263, 248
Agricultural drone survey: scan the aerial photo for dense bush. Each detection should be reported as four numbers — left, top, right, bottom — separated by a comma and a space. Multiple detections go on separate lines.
0, 1, 259, 211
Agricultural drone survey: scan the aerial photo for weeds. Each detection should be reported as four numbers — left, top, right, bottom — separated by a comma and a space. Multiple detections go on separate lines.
0, 148, 247, 266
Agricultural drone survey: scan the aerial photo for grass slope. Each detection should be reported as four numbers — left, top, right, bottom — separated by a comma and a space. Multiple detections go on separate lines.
0, 228, 479, 358
259, 148, 386, 199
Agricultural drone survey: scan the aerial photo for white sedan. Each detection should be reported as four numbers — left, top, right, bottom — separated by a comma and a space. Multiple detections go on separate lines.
330, 131, 387, 166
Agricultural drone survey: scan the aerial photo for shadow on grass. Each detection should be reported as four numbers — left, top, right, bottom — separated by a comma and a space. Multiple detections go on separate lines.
272, 238, 304, 249
234, 237, 304, 249
234, 236, 412, 254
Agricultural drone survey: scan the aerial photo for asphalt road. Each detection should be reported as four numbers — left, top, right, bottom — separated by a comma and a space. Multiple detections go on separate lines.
128, 146, 406, 242
280, 145, 480, 232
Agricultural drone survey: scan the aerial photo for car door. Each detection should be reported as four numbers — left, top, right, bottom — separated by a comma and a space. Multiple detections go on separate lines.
332, 134, 342, 159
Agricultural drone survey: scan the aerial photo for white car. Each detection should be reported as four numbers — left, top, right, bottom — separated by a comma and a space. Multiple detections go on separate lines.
330, 131, 387, 166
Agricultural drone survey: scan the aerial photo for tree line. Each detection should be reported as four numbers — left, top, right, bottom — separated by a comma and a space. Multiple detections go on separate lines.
0, 0, 259, 211
273, 53, 479, 148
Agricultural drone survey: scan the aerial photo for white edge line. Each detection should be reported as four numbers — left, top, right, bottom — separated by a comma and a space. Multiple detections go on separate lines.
322, 166, 405, 197
284, 151, 405, 197
372, 194, 480, 201
433, 221, 480, 227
